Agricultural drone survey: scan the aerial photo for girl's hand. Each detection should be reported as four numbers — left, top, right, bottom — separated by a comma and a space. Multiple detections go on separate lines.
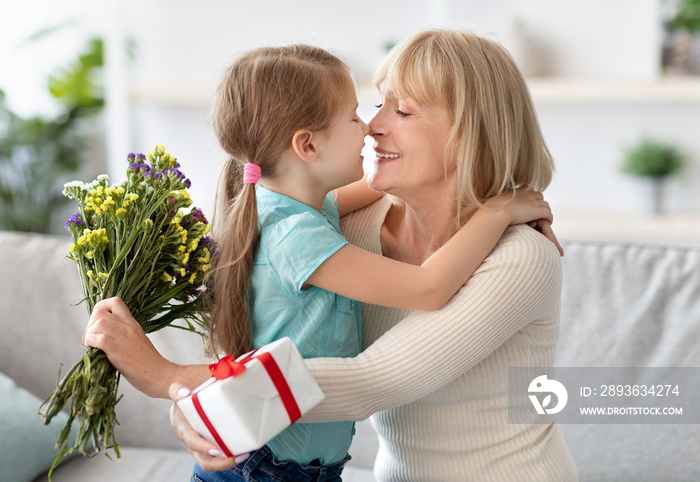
529, 218, 565, 257
84, 297, 174, 398
169, 384, 250, 471
485, 189, 563, 257
485, 189, 553, 226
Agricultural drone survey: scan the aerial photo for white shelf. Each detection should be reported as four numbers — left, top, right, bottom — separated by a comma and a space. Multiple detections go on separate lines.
129, 77, 700, 107
555, 212, 700, 247
129, 85, 215, 107
526, 77, 700, 104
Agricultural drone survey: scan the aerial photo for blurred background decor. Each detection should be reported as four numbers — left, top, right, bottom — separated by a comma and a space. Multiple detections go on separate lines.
0, 36, 103, 233
1, 0, 700, 243
620, 137, 688, 215
662, 0, 700, 74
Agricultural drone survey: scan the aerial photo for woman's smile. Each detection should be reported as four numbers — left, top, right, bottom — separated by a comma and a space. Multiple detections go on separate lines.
374, 147, 403, 162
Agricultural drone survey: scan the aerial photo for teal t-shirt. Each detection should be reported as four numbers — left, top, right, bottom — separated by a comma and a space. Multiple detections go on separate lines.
250, 186, 361, 465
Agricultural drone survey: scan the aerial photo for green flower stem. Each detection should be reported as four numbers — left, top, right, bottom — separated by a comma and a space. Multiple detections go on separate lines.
40, 347, 121, 480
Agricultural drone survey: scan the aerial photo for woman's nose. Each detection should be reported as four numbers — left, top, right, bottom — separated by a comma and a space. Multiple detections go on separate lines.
368, 111, 384, 138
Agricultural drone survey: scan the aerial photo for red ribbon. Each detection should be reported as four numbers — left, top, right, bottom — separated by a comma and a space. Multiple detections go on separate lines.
208, 354, 247, 380
191, 348, 302, 457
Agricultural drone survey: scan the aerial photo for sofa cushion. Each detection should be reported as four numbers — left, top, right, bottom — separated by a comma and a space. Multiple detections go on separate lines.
0, 371, 77, 482
42, 446, 194, 482
557, 240, 700, 481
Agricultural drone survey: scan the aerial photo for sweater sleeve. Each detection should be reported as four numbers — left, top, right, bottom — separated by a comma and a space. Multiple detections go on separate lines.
302, 225, 562, 422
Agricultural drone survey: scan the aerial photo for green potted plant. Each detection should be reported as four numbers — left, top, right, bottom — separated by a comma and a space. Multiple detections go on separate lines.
620, 137, 687, 215
0, 38, 104, 234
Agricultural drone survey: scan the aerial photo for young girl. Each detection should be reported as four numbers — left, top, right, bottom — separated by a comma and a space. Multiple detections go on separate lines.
202, 44, 554, 481
85, 44, 556, 481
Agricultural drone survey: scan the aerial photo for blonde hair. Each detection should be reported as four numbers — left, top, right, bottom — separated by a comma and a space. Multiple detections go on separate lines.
374, 29, 554, 225
210, 45, 355, 356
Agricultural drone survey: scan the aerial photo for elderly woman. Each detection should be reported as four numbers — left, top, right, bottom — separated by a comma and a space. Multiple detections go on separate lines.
90, 29, 577, 481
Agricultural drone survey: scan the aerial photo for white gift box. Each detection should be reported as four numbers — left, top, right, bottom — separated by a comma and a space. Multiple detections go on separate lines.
177, 337, 325, 456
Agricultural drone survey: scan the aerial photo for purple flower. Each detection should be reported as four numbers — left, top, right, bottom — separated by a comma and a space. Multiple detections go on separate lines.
127, 153, 136, 161
184, 178, 192, 189
189, 208, 208, 224
136, 153, 146, 161
128, 162, 141, 172
154, 172, 163, 180
64, 213, 84, 230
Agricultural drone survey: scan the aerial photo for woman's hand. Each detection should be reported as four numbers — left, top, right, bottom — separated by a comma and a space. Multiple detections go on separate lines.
84, 297, 174, 398
169, 384, 250, 471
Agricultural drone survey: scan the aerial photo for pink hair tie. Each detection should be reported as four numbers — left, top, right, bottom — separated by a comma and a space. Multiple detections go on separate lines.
243, 163, 261, 185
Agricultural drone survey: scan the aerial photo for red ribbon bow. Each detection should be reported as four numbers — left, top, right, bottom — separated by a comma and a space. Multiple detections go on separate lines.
208, 354, 247, 380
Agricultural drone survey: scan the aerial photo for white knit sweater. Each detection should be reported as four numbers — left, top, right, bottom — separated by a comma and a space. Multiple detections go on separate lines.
304, 197, 578, 481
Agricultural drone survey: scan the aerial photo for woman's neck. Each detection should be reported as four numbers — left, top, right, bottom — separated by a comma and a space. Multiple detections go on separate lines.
381, 190, 459, 265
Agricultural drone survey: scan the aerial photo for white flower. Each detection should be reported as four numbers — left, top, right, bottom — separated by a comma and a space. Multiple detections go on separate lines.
62, 181, 89, 198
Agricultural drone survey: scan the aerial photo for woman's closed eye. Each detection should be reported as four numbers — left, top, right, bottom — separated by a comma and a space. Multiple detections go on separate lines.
395, 109, 410, 117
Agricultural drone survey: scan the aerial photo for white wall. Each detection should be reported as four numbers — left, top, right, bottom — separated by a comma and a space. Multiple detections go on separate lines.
3, 0, 698, 229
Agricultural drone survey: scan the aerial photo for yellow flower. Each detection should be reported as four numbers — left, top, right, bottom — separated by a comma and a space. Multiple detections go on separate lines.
122, 201, 130, 209
179, 252, 190, 265
69, 243, 77, 253
103, 197, 116, 210
87, 270, 94, 279
116, 208, 127, 218
161, 272, 172, 282
178, 190, 193, 207
188, 238, 199, 251
77, 235, 87, 247
178, 245, 187, 253
189, 273, 197, 284
197, 248, 211, 264
86, 251, 94, 260
201, 263, 211, 272
180, 268, 186, 277
143, 219, 154, 229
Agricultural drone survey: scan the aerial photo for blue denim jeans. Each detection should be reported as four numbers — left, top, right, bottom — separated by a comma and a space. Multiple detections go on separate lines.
191, 446, 351, 482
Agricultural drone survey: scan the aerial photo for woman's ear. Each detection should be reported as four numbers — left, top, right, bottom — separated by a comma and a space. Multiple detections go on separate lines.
291, 129, 320, 163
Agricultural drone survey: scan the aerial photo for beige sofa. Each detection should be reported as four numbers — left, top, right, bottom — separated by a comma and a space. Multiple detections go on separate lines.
2, 230, 699, 481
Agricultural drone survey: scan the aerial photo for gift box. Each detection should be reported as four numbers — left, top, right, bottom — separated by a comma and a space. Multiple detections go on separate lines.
177, 337, 325, 456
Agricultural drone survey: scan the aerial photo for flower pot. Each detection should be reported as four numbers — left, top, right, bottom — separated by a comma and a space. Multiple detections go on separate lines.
640, 177, 666, 216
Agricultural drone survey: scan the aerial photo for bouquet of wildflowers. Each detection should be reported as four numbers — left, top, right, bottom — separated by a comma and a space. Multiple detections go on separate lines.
39, 145, 213, 475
